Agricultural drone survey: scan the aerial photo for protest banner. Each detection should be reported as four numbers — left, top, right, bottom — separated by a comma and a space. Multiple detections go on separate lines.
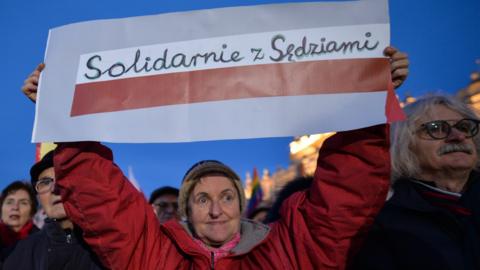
33, 0, 395, 143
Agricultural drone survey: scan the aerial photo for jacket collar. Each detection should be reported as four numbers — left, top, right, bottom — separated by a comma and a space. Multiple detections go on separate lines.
161, 218, 270, 256
44, 218, 78, 244
389, 179, 437, 212
390, 171, 480, 213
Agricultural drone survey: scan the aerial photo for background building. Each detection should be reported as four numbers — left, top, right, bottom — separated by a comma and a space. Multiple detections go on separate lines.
458, 60, 480, 112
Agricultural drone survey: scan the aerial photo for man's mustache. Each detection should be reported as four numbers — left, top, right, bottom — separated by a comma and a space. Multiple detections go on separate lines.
438, 143, 474, 155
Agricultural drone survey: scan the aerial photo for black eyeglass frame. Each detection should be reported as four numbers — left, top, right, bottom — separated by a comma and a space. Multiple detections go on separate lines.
417, 118, 480, 140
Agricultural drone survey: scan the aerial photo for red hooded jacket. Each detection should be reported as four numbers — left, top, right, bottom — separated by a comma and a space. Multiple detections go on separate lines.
54, 125, 389, 270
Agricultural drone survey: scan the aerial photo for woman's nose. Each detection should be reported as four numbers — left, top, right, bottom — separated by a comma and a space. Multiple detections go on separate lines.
209, 201, 222, 218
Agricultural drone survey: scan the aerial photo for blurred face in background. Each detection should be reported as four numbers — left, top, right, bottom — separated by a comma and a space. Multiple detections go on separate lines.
1, 189, 33, 232
250, 209, 269, 223
152, 194, 179, 224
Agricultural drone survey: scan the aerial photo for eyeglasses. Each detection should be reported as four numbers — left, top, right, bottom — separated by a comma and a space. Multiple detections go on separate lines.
418, 118, 480, 140
35, 177, 55, 194
152, 202, 178, 210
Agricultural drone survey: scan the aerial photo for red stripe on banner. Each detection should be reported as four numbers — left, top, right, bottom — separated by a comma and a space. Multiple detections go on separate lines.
70, 58, 390, 116
386, 79, 406, 123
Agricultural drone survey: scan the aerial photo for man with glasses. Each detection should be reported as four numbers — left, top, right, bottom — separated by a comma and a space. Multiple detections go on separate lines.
354, 94, 480, 270
149, 186, 179, 224
3, 151, 105, 269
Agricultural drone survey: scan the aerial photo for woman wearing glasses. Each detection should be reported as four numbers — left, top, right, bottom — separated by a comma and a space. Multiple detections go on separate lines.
0, 181, 38, 264
354, 94, 480, 270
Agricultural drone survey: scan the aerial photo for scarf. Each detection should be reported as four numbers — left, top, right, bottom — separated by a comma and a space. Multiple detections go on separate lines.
0, 220, 34, 247
193, 232, 241, 263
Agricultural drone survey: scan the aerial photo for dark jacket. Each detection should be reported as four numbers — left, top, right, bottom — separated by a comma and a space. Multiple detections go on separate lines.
3, 218, 105, 270
353, 173, 480, 270
0, 221, 39, 267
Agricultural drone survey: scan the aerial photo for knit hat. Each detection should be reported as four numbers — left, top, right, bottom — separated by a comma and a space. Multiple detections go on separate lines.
178, 160, 245, 219
30, 150, 54, 187
149, 186, 179, 204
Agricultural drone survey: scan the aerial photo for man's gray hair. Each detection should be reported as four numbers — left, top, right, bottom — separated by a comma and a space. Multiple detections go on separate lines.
391, 94, 480, 179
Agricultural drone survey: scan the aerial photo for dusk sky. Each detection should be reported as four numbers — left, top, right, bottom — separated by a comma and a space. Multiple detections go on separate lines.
1, 0, 479, 197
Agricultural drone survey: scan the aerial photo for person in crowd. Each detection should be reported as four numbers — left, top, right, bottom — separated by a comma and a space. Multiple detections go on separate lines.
264, 176, 313, 224
21, 46, 408, 269
354, 94, 480, 270
246, 204, 270, 223
149, 186, 179, 224
3, 151, 105, 269
0, 181, 39, 262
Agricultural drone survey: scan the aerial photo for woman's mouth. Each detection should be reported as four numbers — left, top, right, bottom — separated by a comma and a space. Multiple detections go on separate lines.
9, 214, 20, 220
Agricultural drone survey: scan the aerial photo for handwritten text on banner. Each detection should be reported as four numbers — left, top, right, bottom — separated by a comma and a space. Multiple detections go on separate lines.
33, 0, 393, 143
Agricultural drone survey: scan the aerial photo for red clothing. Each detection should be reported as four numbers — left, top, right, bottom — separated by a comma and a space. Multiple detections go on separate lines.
0, 220, 35, 246
54, 125, 390, 270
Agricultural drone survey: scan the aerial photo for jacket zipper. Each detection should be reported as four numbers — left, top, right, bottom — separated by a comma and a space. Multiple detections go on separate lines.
66, 232, 72, 244
211, 252, 214, 270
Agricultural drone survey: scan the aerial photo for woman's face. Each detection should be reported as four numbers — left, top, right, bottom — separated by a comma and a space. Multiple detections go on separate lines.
188, 175, 241, 247
1, 189, 33, 232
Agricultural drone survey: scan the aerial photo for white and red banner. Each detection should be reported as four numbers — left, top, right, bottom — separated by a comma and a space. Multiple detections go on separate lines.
33, 0, 396, 143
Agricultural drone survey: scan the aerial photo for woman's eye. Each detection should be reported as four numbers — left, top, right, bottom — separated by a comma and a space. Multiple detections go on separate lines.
223, 194, 234, 202
198, 197, 208, 204
4, 200, 14, 206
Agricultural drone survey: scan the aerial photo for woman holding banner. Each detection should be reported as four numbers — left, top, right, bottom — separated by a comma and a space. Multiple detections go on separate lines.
22, 46, 408, 269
